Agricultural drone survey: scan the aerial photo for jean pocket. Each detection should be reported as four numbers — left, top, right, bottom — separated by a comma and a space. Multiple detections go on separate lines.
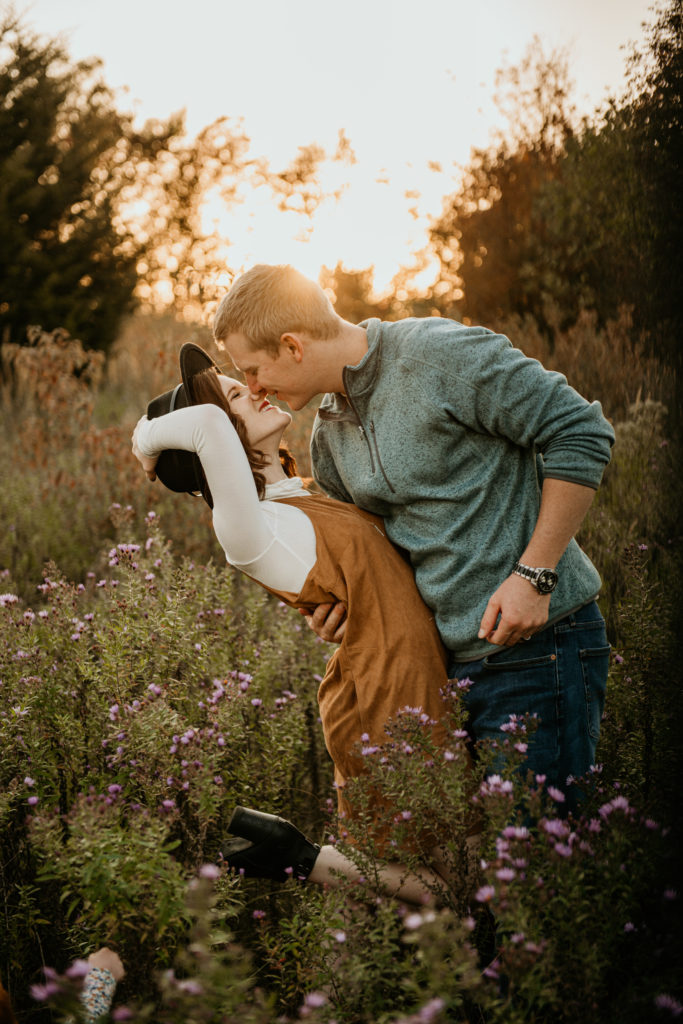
579, 644, 611, 740
482, 652, 557, 672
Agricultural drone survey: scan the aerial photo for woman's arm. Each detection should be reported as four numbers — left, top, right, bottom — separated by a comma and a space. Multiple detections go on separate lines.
133, 405, 315, 591
134, 404, 276, 565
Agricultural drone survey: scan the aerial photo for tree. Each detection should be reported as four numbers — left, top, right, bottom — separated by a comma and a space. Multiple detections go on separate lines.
429, 40, 576, 330
624, 0, 683, 355
0, 13, 257, 352
429, 3, 682, 359
0, 12, 181, 351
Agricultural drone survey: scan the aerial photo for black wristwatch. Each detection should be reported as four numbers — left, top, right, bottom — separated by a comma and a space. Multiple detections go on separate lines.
511, 561, 559, 595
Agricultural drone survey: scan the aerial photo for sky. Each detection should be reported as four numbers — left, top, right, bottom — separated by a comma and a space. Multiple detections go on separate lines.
15, 0, 656, 292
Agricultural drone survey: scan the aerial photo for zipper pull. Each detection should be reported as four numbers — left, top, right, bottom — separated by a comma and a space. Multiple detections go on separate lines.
358, 425, 365, 439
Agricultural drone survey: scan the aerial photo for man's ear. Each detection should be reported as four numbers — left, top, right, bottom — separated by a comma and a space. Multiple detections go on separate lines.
280, 332, 305, 362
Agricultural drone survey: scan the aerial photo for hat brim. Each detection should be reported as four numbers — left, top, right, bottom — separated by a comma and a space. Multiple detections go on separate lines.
179, 342, 220, 404
142, 343, 221, 509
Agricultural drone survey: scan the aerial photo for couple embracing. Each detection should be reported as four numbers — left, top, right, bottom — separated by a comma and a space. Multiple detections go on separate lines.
132, 263, 615, 903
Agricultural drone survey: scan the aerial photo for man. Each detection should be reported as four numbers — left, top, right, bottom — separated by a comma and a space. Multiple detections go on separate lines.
213, 264, 615, 803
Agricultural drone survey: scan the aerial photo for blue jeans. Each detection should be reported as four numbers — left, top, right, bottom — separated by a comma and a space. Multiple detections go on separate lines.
448, 602, 610, 808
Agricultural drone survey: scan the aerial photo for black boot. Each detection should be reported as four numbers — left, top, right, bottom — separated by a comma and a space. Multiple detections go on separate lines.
219, 806, 320, 882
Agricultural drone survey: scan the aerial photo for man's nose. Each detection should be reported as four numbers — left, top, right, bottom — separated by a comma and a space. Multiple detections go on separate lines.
245, 374, 264, 396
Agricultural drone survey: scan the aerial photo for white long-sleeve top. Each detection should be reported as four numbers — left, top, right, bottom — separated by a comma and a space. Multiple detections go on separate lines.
134, 404, 317, 593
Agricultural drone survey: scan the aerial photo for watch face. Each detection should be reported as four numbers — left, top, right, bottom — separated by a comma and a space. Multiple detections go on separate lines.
536, 570, 558, 594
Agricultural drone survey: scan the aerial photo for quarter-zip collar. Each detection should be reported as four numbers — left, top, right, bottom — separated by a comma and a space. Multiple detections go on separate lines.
316, 321, 395, 493
318, 318, 383, 423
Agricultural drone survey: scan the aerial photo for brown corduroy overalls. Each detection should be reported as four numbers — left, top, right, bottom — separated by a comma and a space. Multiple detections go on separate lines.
265, 493, 453, 822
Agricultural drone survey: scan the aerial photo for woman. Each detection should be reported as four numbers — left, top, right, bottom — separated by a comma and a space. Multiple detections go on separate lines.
133, 344, 468, 904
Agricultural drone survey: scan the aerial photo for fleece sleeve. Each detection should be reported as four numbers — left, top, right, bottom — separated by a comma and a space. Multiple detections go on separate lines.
416, 325, 616, 489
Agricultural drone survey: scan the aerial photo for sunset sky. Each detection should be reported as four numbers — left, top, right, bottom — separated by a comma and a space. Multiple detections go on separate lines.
21, 0, 655, 291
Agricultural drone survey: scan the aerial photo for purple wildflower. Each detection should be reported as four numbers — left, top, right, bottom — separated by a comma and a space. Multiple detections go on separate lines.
475, 885, 496, 903
177, 980, 204, 995
543, 818, 570, 839
303, 991, 327, 1008
418, 997, 446, 1022
65, 959, 91, 979
200, 864, 220, 879
496, 867, 516, 882
654, 994, 683, 1016
30, 981, 60, 1000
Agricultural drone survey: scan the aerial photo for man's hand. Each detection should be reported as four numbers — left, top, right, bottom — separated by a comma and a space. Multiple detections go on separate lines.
300, 601, 347, 643
131, 416, 159, 481
478, 574, 551, 647
477, 478, 598, 647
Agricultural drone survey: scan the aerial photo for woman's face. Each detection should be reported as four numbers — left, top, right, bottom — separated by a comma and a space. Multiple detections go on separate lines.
219, 375, 291, 449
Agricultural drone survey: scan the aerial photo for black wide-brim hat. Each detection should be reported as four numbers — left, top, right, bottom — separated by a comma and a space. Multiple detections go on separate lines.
146, 342, 221, 507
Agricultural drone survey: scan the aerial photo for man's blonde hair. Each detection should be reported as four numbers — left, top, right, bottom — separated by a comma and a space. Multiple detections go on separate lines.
213, 264, 340, 356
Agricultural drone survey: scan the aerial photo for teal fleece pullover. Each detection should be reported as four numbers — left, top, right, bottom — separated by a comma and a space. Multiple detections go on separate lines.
310, 317, 616, 660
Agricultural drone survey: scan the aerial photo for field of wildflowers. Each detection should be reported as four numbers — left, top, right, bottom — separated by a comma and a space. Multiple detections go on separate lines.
0, 320, 681, 1022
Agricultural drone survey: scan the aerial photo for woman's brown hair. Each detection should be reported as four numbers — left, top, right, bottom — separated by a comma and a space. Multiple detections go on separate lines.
190, 368, 298, 500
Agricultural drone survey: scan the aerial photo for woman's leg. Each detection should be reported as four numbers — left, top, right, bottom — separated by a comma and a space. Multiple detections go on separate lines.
309, 844, 448, 906
221, 807, 470, 906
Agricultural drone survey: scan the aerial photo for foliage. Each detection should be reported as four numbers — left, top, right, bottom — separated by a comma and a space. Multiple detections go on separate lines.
1, 526, 679, 1022
428, 0, 683, 360
0, 11, 181, 352
0, 323, 219, 599
0, 11, 345, 350
621, 0, 683, 354
0, 505, 332, 1016
429, 39, 576, 330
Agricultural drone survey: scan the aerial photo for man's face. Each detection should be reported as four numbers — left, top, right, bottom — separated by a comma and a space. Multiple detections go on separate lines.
224, 332, 317, 411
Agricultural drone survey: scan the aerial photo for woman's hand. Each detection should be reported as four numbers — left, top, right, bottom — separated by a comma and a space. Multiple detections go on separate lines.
87, 946, 125, 981
131, 416, 159, 481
